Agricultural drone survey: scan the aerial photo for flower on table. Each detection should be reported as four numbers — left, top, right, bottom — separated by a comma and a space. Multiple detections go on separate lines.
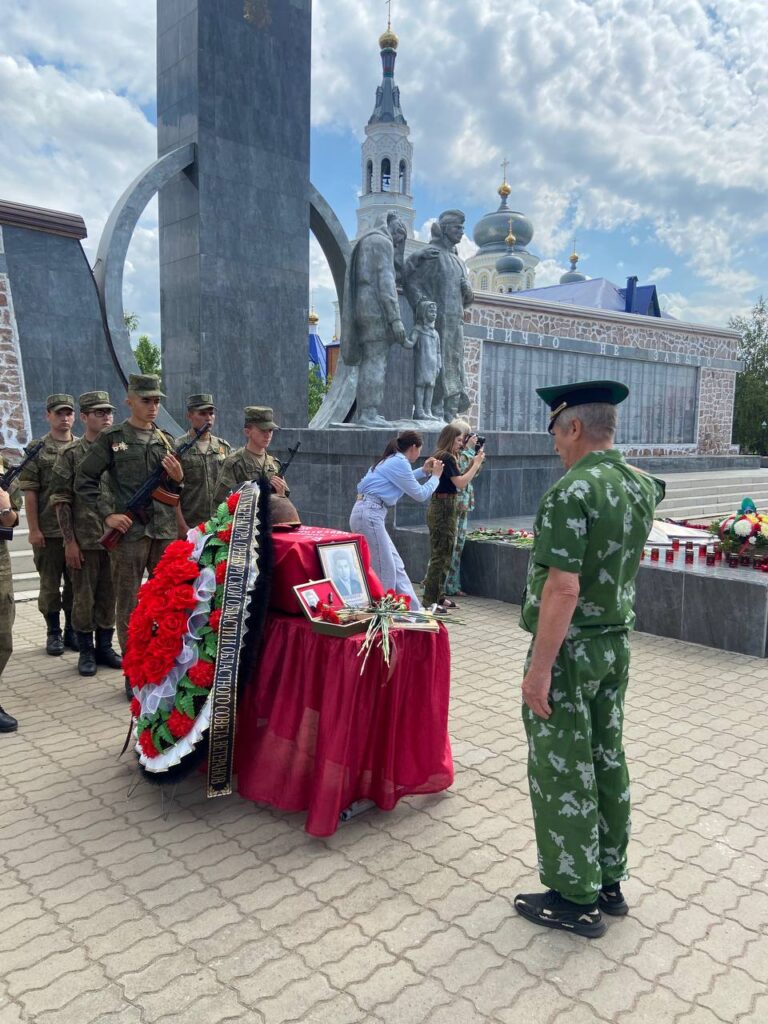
317, 603, 341, 624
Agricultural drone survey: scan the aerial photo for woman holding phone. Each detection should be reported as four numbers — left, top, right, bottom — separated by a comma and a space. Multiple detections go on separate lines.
444, 419, 483, 603
350, 430, 443, 610
422, 423, 485, 612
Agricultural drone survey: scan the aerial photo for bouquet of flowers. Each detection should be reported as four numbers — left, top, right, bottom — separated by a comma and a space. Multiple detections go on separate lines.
711, 498, 768, 554
357, 590, 447, 674
466, 526, 534, 547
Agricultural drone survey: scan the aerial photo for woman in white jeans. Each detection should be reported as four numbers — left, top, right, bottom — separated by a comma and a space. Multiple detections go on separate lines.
349, 430, 443, 610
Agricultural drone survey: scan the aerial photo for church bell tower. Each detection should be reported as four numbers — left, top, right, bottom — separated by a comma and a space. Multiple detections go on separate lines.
355, 15, 416, 238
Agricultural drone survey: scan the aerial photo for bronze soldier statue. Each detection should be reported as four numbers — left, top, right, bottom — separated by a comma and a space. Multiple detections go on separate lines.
404, 210, 474, 422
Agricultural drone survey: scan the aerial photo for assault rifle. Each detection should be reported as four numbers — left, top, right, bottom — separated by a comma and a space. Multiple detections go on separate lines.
277, 441, 301, 481
98, 423, 210, 551
0, 440, 44, 541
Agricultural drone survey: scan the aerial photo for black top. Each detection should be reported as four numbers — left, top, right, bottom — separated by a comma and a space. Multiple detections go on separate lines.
435, 455, 459, 495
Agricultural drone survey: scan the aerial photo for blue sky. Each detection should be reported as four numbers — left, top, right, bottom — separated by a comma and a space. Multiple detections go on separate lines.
1, 0, 766, 350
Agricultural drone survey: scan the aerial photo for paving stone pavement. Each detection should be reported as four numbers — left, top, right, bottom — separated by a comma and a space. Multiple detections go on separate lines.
1, 597, 767, 1024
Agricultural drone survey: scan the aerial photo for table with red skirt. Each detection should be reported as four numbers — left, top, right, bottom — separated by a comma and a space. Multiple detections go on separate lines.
234, 526, 453, 836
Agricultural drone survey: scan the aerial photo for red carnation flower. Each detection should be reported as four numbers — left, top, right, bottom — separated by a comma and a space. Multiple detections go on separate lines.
217, 524, 233, 544
162, 539, 195, 562
215, 560, 228, 584
188, 660, 215, 688
197, 522, 207, 532
138, 730, 159, 758
208, 608, 222, 633
129, 697, 141, 718
226, 492, 240, 513
167, 708, 195, 738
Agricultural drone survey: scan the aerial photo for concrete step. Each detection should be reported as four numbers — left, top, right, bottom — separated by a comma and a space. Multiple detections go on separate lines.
661, 482, 768, 499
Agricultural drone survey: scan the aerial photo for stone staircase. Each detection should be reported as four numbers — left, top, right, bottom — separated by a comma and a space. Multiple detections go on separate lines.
9, 508, 38, 602
656, 468, 768, 522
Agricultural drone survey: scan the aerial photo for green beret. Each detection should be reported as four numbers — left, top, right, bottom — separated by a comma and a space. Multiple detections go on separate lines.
46, 394, 75, 412
128, 373, 165, 398
244, 406, 279, 429
536, 379, 629, 434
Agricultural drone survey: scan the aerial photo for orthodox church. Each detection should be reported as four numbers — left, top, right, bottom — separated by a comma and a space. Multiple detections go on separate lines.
318, 17, 667, 351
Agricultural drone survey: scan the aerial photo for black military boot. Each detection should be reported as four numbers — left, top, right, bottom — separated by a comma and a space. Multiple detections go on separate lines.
0, 705, 18, 732
45, 613, 64, 656
76, 632, 97, 677
63, 614, 79, 652
95, 628, 122, 670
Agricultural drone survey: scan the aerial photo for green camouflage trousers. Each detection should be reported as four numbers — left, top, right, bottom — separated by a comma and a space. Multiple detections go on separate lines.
423, 496, 458, 606
445, 508, 468, 595
110, 537, 171, 655
71, 549, 116, 632
32, 538, 73, 617
523, 632, 631, 904
0, 546, 15, 683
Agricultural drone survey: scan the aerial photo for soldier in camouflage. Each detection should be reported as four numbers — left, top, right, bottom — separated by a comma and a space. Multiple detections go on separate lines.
0, 465, 21, 732
50, 391, 122, 677
19, 394, 78, 655
212, 406, 288, 506
514, 380, 665, 939
75, 375, 184, 697
175, 394, 231, 534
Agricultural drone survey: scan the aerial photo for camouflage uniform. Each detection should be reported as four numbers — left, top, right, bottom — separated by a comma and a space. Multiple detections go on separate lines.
0, 468, 21, 695
520, 448, 664, 904
177, 431, 231, 527
423, 454, 460, 607
18, 433, 75, 619
50, 437, 116, 632
76, 418, 179, 655
213, 448, 283, 506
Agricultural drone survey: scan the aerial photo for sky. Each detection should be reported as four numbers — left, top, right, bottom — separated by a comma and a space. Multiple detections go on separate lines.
1, 0, 766, 350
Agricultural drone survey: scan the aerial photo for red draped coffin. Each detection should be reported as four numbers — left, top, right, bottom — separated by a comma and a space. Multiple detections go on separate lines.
234, 525, 453, 835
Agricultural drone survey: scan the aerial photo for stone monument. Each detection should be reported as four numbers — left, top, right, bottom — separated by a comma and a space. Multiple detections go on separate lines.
156, 0, 312, 444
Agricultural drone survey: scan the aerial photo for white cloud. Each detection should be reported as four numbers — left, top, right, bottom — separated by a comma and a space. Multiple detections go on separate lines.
648, 266, 672, 282
1, 0, 765, 342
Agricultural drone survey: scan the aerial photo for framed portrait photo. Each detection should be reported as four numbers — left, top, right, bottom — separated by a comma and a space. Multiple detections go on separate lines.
316, 540, 372, 610
293, 578, 345, 621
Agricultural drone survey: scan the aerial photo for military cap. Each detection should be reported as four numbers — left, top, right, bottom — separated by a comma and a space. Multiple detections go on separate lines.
127, 373, 165, 398
79, 390, 115, 412
46, 393, 75, 412
244, 406, 279, 429
536, 379, 629, 434
186, 393, 216, 410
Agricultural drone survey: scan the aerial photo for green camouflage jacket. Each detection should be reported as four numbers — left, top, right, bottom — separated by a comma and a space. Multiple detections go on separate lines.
18, 434, 76, 538
75, 421, 179, 542
521, 449, 665, 638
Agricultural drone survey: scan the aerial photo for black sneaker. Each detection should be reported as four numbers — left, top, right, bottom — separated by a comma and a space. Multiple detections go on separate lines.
514, 889, 606, 938
599, 883, 629, 916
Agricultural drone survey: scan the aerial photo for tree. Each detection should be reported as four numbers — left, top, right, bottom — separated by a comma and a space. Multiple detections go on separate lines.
730, 297, 768, 455
134, 334, 162, 378
308, 365, 332, 420
123, 311, 140, 333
